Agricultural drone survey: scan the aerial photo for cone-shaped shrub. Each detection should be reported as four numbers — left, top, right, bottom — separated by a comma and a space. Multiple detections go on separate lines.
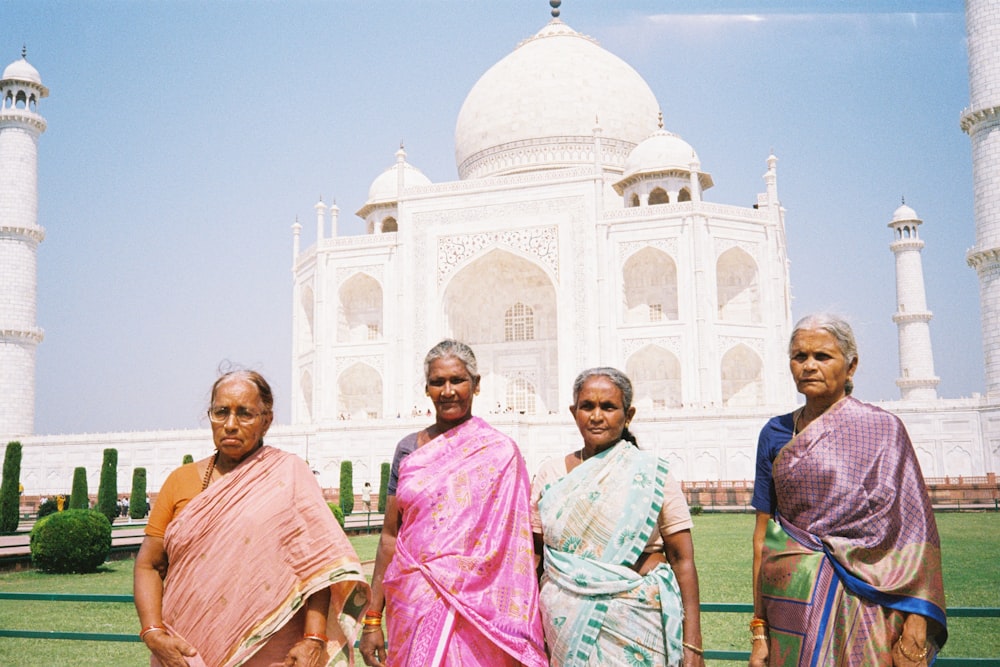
96, 449, 118, 524
129, 468, 147, 520
378, 462, 390, 513
1, 442, 23, 533
339, 460, 354, 517
69, 467, 89, 510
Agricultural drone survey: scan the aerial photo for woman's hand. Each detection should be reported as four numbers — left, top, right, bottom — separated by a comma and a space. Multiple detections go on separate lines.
359, 627, 386, 667
142, 630, 198, 667
748, 636, 768, 667
892, 614, 930, 666
282, 638, 326, 667
682, 643, 706, 667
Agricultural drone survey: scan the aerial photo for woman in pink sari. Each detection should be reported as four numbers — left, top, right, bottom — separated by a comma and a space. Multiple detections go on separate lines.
134, 370, 370, 667
749, 315, 947, 666
359, 340, 546, 667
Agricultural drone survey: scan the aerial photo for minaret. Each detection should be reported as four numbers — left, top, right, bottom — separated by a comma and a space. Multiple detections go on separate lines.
0, 50, 48, 439
962, 1, 1000, 398
889, 203, 939, 401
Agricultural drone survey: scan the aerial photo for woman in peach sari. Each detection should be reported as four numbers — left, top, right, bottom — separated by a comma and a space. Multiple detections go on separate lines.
134, 370, 369, 667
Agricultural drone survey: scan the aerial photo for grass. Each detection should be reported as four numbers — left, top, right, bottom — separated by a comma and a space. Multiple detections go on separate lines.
0, 514, 996, 666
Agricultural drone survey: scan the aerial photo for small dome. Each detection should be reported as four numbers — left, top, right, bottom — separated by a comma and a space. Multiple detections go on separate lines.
892, 203, 919, 222
365, 160, 431, 205
623, 129, 699, 179
2, 57, 43, 86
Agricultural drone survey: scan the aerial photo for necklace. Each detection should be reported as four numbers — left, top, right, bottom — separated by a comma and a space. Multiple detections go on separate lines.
201, 452, 219, 491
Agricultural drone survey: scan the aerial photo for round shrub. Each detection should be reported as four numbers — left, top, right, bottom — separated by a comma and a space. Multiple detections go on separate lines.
328, 502, 345, 528
30, 509, 112, 573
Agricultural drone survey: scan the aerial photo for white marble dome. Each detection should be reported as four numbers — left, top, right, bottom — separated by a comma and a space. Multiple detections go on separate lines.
454, 19, 660, 180
623, 129, 699, 179
366, 159, 432, 205
2, 57, 44, 86
892, 203, 920, 222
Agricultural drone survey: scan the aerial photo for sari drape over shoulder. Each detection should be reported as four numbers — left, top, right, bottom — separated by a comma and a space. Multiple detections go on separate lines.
760, 396, 947, 665
382, 416, 547, 667
538, 442, 684, 667
160, 446, 370, 667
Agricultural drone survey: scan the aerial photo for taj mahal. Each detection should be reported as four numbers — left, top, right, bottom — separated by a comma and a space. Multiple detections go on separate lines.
3, 3, 1000, 496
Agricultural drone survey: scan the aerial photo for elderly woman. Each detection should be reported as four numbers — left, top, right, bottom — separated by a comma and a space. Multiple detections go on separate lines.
134, 370, 369, 667
749, 315, 947, 666
359, 340, 546, 667
531, 367, 705, 667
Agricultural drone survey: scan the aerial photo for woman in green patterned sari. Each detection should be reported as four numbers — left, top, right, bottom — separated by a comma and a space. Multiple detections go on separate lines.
531, 367, 705, 667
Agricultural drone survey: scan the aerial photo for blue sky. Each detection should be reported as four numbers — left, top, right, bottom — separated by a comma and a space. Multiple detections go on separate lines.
1, 0, 980, 434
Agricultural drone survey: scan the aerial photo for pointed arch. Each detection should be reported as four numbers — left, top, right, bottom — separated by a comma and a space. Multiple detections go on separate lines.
717, 247, 761, 323
623, 247, 678, 323
720, 344, 763, 406
299, 369, 313, 421
630, 193, 640, 208
649, 187, 669, 205
677, 187, 691, 202
382, 217, 398, 233
337, 273, 383, 342
337, 363, 382, 419
626, 345, 682, 409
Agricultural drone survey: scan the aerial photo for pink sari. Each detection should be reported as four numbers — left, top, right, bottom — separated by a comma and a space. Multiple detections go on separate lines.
382, 416, 546, 667
160, 446, 370, 667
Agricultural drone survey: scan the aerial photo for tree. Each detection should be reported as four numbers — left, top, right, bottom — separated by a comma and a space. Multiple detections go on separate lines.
129, 468, 147, 520
339, 460, 354, 517
1, 442, 23, 533
378, 462, 390, 513
96, 448, 118, 524
182, 454, 194, 464
69, 467, 89, 510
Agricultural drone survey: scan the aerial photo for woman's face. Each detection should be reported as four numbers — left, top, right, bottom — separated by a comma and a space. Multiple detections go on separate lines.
570, 375, 636, 451
789, 328, 858, 406
426, 356, 479, 427
210, 377, 273, 465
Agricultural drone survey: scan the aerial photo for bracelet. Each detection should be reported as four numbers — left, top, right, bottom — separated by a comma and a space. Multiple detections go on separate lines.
896, 640, 929, 662
303, 633, 329, 644
361, 625, 383, 635
364, 610, 384, 619
139, 625, 167, 640
362, 617, 383, 626
750, 633, 768, 644
750, 618, 768, 629
682, 642, 704, 655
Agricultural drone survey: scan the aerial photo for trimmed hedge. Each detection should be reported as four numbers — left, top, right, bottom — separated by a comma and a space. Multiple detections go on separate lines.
328, 502, 345, 527
96, 448, 118, 524
182, 454, 194, 465
378, 462, 390, 513
339, 460, 354, 517
129, 468, 147, 520
69, 467, 88, 510
1, 441, 23, 533
30, 509, 112, 573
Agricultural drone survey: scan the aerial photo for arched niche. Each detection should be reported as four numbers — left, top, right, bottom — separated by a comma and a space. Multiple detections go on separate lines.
717, 247, 761, 323
720, 344, 763, 406
300, 285, 314, 343
337, 273, 383, 343
626, 345, 681, 409
337, 363, 382, 419
300, 369, 313, 421
649, 187, 669, 205
623, 247, 678, 323
382, 217, 398, 233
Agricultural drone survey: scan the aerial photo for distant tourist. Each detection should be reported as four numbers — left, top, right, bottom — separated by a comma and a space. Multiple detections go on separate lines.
133, 369, 369, 666
362, 482, 372, 512
749, 314, 947, 665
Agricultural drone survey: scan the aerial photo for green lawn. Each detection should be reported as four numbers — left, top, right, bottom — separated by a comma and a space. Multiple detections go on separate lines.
0, 513, 996, 666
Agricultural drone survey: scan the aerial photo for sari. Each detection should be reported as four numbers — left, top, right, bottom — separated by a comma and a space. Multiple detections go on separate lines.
537, 442, 684, 667
159, 446, 370, 667
760, 396, 947, 665
382, 416, 547, 667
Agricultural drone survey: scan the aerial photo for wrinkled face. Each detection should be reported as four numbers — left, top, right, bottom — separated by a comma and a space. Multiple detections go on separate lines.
570, 375, 636, 451
789, 329, 857, 405
210, 377, 273, 464
426, 356, 479, 426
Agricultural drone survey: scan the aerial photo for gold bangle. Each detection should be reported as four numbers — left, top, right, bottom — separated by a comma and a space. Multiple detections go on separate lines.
751, 634, 768, 644
139, 625, 167, 640
682, 641, 704, 655
302, 633, 328, 644
361, 626, 383, 635
750, 618, 768, 629
896, 640, 929, 662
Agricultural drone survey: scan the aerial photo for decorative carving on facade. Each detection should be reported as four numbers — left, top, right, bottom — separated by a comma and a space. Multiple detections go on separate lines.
334, 354, 383, 375
619, 238, 678, 262
336, 264, 384, 285
718, 336, 764, 355
715, 238, 759, 260
437, 225, 559, 285
622, 336, 681, 357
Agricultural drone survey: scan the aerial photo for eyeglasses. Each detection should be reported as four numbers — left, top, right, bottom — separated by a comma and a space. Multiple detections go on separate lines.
207, 407, 268, 425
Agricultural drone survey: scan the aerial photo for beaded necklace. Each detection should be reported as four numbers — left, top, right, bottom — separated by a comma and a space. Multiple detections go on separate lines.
201, 452, 219, 491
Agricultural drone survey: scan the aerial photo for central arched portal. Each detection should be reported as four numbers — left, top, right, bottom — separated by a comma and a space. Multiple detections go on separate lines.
443, 249, 558, 414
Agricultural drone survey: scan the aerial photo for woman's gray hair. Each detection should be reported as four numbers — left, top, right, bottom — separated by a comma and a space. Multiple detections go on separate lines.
789, 313, 858, 394
572, 367, 634, 412
423, 339, 479, 381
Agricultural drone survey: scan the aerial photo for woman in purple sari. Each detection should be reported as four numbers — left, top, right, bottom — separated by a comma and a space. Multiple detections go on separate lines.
359, 340, 546, 667
749, 314, 947, 666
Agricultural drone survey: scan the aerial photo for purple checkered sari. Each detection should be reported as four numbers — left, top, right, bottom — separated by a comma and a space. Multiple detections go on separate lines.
760, 396, 947, 665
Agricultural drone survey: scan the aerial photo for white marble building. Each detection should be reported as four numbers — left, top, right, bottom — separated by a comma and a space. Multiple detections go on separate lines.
4, 11, 1000, 496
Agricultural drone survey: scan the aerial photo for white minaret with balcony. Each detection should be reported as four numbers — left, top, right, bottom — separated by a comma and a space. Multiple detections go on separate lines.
962, 0, 1000, 398
0, 51, 48, 439
889, 203, 939, 401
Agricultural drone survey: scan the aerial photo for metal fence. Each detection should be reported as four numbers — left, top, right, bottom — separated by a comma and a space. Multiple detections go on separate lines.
0, 593, 996, 664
